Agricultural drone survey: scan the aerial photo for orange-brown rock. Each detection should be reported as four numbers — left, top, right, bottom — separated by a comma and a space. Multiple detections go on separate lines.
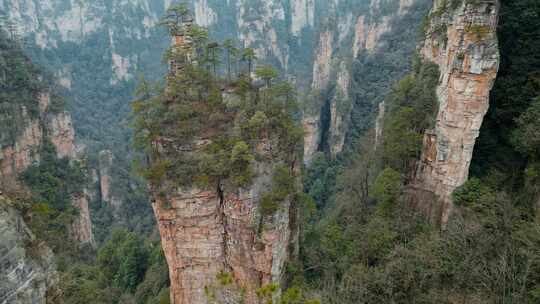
414, 0, 500, 224
153, 163, 296, 304
97, 149, 123, 213
69, 192, 95, 246
0, 92, 94, 245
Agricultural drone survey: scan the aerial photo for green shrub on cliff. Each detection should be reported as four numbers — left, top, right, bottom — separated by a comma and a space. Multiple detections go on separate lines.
20, 139, 87, 254
132, 18, 303, 192
381, 60, 439, 174
0, 29, 64, 145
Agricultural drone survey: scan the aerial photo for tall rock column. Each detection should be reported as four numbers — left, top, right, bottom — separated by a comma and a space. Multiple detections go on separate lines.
153, 160, 296, 304
414, 0, 500, 223
144, 23, 301, 304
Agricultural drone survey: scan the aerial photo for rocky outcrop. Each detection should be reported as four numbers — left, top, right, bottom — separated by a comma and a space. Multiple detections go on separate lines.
69, 192, 95, 246
0, 199, 58, 304
98, 149, 121, 211
154, 162, 295, 304
328, 62, 352, 157
311, 30, 334, 92
291, 0, 315, 36
151, 30, 299, 303
302, 115, 320, 166
374, 101, 385, 146
0, 87, 94, 301
414, 0, 500, 223
0, 93, 75, 178
0, 117, 42, 180
98, 150, 113, 203
46, 112, 76, 159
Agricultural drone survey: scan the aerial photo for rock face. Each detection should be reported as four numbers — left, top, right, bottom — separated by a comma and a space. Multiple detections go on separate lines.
0, 93, 75, 178
374, 101, 385, 146
0, 91, 94, 246
0, 81, 93, 302
154, 164, 295, 304
97, 149, 122, 212
302, 0, 429, 163
152, 31, 298, 304
69, 193, 95, 245
0, 199, 57, 304
414, 0, 500, 223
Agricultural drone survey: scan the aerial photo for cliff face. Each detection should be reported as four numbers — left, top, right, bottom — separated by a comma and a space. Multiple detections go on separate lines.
0, 34, 94, 302
154, 162, 295, 304
414, 0, 500, 223
0, 95, 94, 303
0, 91, 94, 246
98, 149, 121, 211
0, 200, 58, 304
303, 0, 427, 163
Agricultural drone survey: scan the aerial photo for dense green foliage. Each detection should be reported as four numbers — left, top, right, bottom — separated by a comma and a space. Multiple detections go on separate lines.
471, 0, 540, 202
132, 6, 303, 195
297, 2, 540, 303
57, 229, 170, 304
20, 140, 87, 254
381, 59, 439, 175
0, 29, 63, 145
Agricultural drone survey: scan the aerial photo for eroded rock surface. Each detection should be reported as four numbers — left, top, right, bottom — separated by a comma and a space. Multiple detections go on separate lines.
414, 0, 500, 223
0, 89, 94, 301
154, 160, 295, 304
0, 201, 57, 304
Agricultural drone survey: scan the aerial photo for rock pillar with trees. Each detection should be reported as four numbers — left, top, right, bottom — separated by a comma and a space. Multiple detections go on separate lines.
132, 5, 305, 304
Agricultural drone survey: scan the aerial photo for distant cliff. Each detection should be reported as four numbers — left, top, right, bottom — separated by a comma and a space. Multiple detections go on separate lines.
413, 0, 500, 223
303, 0, 431, 163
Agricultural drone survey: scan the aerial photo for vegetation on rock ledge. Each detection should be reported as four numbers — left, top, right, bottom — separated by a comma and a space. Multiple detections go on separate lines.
132, 5, 303, 194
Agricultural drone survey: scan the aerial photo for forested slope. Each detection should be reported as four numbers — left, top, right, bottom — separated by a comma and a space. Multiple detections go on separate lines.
297, 1, 540, 303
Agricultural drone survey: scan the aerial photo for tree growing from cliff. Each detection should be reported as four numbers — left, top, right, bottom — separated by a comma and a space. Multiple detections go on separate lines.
132, 7, 303, 195
159, 4, 190, 36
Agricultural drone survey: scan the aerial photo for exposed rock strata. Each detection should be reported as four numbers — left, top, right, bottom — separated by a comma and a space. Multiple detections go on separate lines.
374, 101, 385, 146
0, 89, 94, 302
303, 0, 420, 163
303, 115, 321, 166
0, 200, 58, 304
98, 150, 114, 204
328, 62, 351, 157
69, 193, 95, 245
98, 149, 122, 211
154, 165, 295, 304
414, 0, 500, 223
152, 121, 297, 304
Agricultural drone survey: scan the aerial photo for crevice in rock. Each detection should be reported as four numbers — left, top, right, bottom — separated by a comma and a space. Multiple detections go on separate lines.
317, 95, 332, 154
217, 183, 231, 270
